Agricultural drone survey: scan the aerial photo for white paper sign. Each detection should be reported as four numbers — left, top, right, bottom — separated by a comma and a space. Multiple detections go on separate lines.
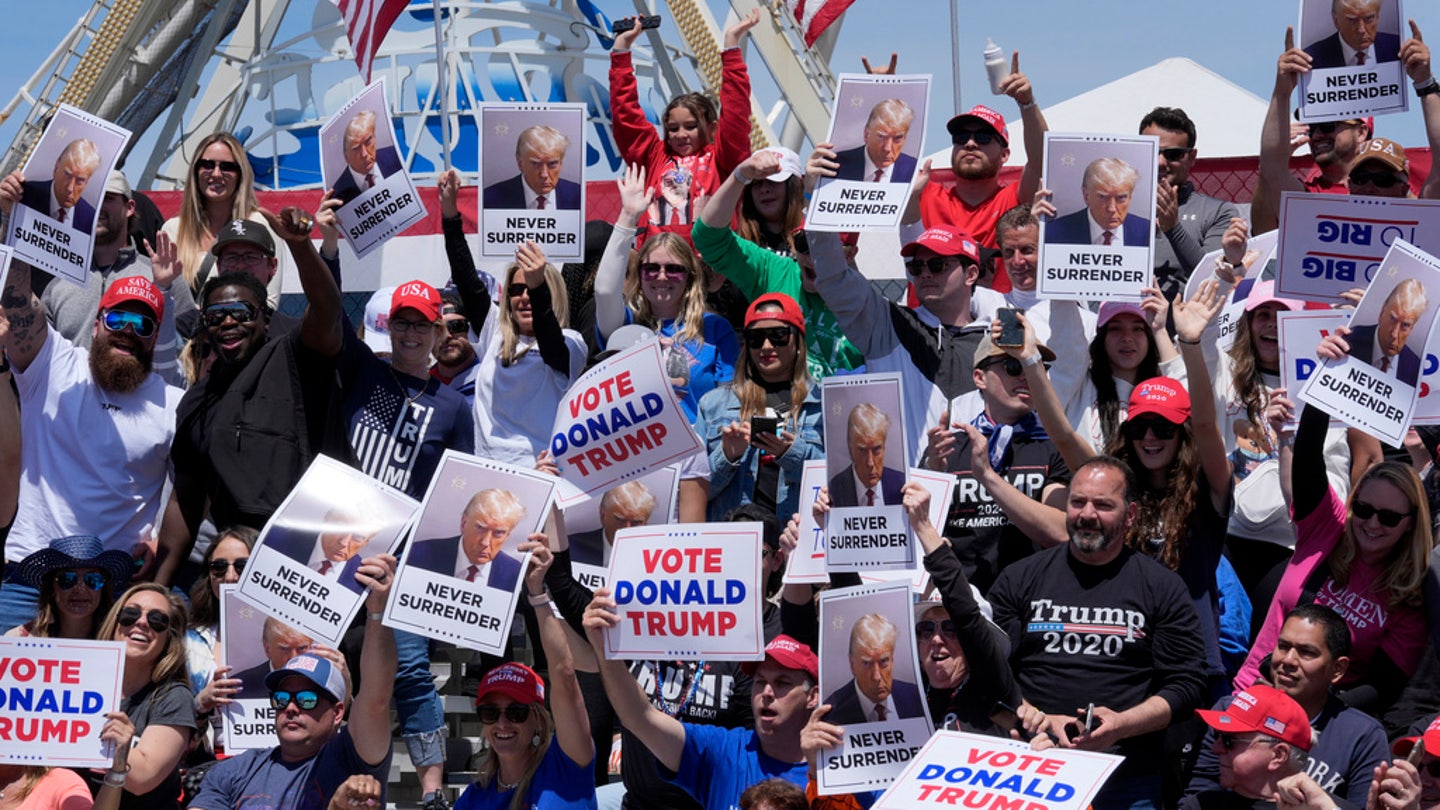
604, 522, 765, 661
323, 79, 426, 259
1274, 193, 1440, 302
1295, 0, 1408, 122
1279, 310, 1352, 396
564, 465, 679, 591
0, 637, 124, 767
784, 461, 831, 585
478, 103, 586, 260
1184, 229, 1280, 353
858, 467, 952, 593
822, 373, 911, 571
218, 586, 288, 752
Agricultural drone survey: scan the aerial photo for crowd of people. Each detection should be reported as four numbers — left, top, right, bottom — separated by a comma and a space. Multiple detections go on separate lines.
9, 4, 1440, 810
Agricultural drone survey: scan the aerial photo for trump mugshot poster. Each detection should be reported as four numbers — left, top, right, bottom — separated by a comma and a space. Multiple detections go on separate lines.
1274, 193, 1440, 302
817, 581, 932, 795
1298, 239, 1440, 445
603, 521, 766, 661
562, 464, 680, 590
478, 102, 586, 260
0, 637, 123, 768
219, 585, 301, 752
10, 105, 130, 285
821, 373, 912, 571
385, 451, 558, 654
1295, 0, 1408, 122
872, 730, 1123, 810
238, 455, 419, 646
321, 78, 426, 259
807, 74, 931, 232
1038, 133, 1159, 301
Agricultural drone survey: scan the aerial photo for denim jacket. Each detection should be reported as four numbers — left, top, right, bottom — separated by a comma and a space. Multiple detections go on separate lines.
695, 382, 824, 521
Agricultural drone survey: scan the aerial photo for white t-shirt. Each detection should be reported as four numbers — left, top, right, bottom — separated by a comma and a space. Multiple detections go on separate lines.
9, 326, 182, 561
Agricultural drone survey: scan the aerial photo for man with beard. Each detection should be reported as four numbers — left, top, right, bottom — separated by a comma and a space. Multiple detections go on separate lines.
992, 457, 1206, 810
429, 289, 478, 404
0, 180, 182, 629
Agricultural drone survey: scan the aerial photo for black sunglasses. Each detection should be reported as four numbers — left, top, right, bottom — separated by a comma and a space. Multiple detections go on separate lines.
102, 311, 157, 339
1122, 418, 1179, 441
744, 326, 795, 350
1348, 169, 1405, 189
1306, 121, 1350, 135
978, 356, 1029, 378
444, 318, 470, 335
1351, 499, 1415, 528
916, 619, 957, 638
57, 571, 107, 591
477, 703, 532, 724
203, 301, 260, 328
1158, 147, 1191, 162
1422, 759, 1440, 778
905, 256, 961, 276
270, 689, 326, 711
117, 605, 171, 634
507, 283, 529, 298
196, 158, 242, 174
951, 129, 997, 146
209, 558, 247, 576
1216, 732, 1274, 752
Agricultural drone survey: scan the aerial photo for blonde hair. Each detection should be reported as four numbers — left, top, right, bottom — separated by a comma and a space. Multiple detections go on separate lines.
624, 232, 708, 346
98, 583, 191, 688
498, 262, 570, 367
1332, 462, 1433, 609
472, 702, 555, 810
173, 132, 261, 290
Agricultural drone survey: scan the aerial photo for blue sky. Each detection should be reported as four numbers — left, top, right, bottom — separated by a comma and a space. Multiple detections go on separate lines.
3, 0, 1438, 186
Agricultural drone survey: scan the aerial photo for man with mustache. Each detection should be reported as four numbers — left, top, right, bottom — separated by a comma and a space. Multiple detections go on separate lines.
0, 171, 183, 629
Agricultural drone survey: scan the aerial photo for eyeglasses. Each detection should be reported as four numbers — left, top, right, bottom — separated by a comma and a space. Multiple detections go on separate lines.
1348, 170, 1405, 189
203, 301, 260, 328
208, 558, 247, 576
57, 571, 107, 591
388, 318, 431, 335
102, 310, 157, 339
640, 262, 689, 280
476, 703, 533, 724
1351, 499, 1415, 527
1421, 759, 1440, 778
905, 256, 961, 276
978, 356, 1029, 378
1158, 147, 1191, 162
506, 283, 530, 299
444, 317, 470, 335
195, 158, 242, 174
1121, 418, 1180, 441
117, 605, 171, 634
1216, 732, 1272, 752
270, 690, 326, 711
951, 129, 997, 147
916, 619, 957, 638
217, 251, 269, 269
744, 326, 795, 349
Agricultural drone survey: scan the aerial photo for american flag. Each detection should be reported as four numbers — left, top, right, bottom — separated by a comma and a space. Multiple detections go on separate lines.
351, 384, 432, 494
780, 0, 857, 47
331, 0, 413, 81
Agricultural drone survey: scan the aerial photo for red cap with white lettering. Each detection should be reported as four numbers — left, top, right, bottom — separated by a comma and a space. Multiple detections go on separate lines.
391, 280, 441, 322
741, 634, 818, 681
99, 276, 164, 322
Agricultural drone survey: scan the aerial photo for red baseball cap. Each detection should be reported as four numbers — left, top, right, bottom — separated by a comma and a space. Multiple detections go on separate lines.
475, 662, 546, 706
900, 227, 981, 264
946, 105, 1010, 147
391, 280, 441, 322
741, 634, 818, 681
745, 292, 806, 335
1393, 714, 1440, 757
1127, 377, 1191, 425
99, 276, 164, 322
1196, 684, 1312, 751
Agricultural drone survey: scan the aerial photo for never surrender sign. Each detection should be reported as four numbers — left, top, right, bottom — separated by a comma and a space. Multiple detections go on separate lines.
0, 638, 124, 767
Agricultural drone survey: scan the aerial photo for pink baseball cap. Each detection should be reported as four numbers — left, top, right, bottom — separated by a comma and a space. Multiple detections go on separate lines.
1097, 301, 1146, 330
1243, 280, 1305, 313
947, 105, 1009, 147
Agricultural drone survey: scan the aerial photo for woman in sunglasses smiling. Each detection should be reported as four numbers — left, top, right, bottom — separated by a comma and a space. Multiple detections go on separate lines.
93, 583, 196, 809
695, 293, 822, 521
1234, 329, 1432, 711
4, 534, 131, 639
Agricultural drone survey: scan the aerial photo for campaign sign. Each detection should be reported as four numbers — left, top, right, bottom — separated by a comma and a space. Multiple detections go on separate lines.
478, 103, 586, 260
238, 455, 418, 647
784, 461, 830, 585
386, 452, 558, 654
0, 637, 123, 767
604, 522, 765, 661
563, 465, 679, 590
1297, 239, 1440, 445
323, 78, 426, 259
822, 373, 912, 571
1414, 322, 1440, 424
807, 74, 931, 232
551, 340, 702, 505
1184, 229, 1280, 353
218, 586, 290, 752
1295, 0, 1408, 122
11, 105, 130, 285
872, 730, 1124, 810
1274, 193, 1440, 303
1278, 310, 1351, 430
1038, 133, 1159, 301
817, 581, 932, 794
857, 467, 953, 592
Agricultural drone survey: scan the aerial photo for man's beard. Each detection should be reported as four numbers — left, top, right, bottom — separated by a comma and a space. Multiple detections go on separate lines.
955, 161, 999, 181
436, 338, 475, 367
1069, 518, 1123, 554
90, 334, 152, 393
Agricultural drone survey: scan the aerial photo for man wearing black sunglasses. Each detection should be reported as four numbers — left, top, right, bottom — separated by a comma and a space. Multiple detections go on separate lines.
431, 289, 479, 404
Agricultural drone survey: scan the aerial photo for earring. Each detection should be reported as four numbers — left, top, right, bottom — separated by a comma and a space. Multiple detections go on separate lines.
530, 733, 541, 748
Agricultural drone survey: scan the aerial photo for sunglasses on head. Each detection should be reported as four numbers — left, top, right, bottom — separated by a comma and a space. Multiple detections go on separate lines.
195, 158, 242, 174
1348, 169, 1405, 189
1158, 147, 1191, 162
916, 619, 957, 638
1122, 418, 1179, 441
102, 310, 156, 339
476, 703, 532, 724
744, 326, 795, 350
640, 262, 689, 280
117, 605, 171, 634
203, 300, 260, 328
905, 256, 961, 276
57, 571, 107, 591
978, 356, 1034, 378
1351, 499, 1414, 527
444, 317, 470, 335
270, 689, 327, 711
506, 283, 529, 298
951, 129, 997, 146
209, 558, 247, 576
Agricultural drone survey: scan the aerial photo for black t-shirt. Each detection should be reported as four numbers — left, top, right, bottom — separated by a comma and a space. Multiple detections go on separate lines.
750, 380, 793, 514
941, 430, 1069, 594
86, 681, 196, 810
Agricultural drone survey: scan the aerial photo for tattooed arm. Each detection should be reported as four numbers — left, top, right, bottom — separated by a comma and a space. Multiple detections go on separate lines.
0, 172, 46, 372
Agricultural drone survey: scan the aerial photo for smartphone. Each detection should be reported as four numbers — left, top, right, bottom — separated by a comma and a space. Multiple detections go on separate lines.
996, 308, 1024, 347
750, 416, 779, 439
791, 230, 810, 256
1063, 703, 1096, 740
1408, 739, 1427, 766
611, 15, 661, 33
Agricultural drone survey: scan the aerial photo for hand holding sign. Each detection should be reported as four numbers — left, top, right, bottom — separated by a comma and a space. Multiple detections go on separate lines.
807, 143, 840, 188
924, 411, 959, 472
582, 587, 620, 650
197, 664, 240, 713
0, 171, 20, 217
519, 535, 552, 595
802, 704, 845, 765
357, 553, 397, 613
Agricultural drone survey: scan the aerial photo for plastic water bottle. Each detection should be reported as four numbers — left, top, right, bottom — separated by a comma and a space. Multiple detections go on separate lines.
984, 38, 1008, 95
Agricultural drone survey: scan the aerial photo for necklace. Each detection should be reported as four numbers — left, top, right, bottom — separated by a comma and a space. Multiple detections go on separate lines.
497, 778, 519, 791
387, 365, 427, 409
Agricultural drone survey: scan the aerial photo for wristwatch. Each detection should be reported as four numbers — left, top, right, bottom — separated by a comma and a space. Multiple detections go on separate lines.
1418, 77, 1440, 97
